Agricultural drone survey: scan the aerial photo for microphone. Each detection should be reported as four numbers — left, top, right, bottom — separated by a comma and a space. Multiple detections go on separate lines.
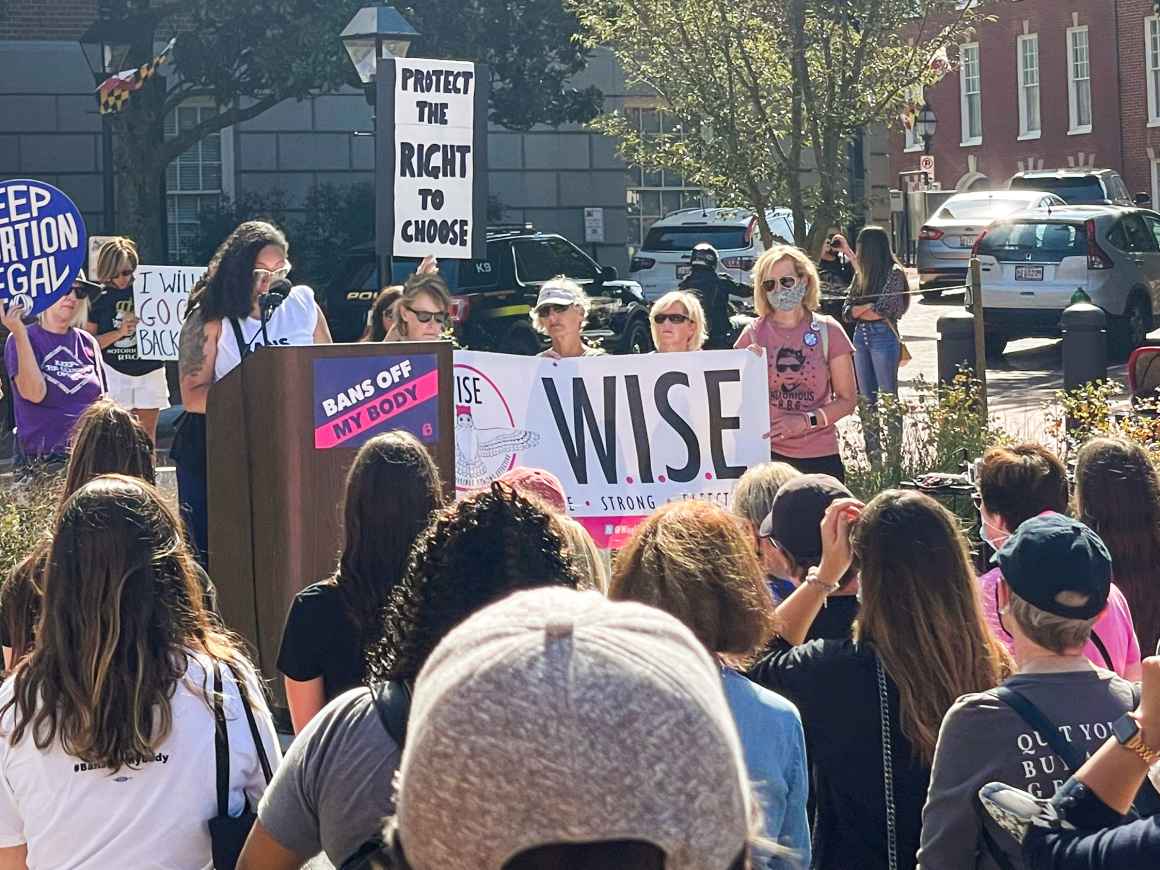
261, 278, 290, 316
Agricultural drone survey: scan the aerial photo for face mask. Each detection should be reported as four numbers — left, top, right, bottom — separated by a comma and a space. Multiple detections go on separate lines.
981, 519, 1008, 551
766, 282, 807, 312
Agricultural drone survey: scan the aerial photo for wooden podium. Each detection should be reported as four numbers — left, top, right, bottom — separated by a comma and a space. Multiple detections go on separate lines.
206, 341, 454, 702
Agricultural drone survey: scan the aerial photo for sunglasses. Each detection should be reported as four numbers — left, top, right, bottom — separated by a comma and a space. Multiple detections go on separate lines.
537, 303, 574, 316
971, 491, 984, 511
762, 276, 802, 292
405, 306, 449, 324
653, 313, 691, 325
253, 261, 292, 283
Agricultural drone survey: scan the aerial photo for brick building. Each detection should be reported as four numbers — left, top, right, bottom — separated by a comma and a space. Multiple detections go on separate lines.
890, 0, 1160, 201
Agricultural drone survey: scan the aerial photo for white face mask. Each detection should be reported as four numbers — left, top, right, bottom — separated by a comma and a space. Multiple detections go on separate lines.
981, 519, 1008, 551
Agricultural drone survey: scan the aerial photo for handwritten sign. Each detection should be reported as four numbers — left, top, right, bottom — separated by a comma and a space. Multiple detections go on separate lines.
0, 179, 87, 315
392, 59, 479, 259
132, 265, 206, 361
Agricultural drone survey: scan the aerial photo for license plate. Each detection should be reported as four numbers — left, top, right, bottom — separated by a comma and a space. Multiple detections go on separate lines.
676, 265, 692, 278
1015, 265, 1043, 281
957, 235, 977, 248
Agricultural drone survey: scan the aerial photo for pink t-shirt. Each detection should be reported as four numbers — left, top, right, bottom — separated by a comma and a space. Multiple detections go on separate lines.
734, 313, 854, 459
978, 566, 1143, 679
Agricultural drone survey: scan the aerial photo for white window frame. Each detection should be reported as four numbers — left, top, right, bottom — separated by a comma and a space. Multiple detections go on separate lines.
1017, 34, 1041, 140
164, 98, 235, 263
1147, 17, 1160, 126
959, 42, 982, 146
1067, 25, 1092, 135
903, 85, 924, 153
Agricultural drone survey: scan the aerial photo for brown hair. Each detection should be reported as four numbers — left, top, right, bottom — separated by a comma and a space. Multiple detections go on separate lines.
330, 431, 445, 672
609, 502, 775, 667
1075, 437, 1160, 654
394, 274, 452, 339
977, 443, 1069, 531
853, 490, 1012, 766
362, 286, 404, 342
2, 475, 247, 770
850, 225, 901, 300
94, 237, 139, 285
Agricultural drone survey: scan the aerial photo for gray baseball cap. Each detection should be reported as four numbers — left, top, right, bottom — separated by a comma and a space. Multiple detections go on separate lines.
390, 587, 753, 869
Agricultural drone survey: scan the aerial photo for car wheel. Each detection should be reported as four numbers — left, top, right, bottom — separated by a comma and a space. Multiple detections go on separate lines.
922, 289, 943, 301
505, 325, 542, 356
1109, 295, 1151, 360
620, 319, 652, 355
984, 332, 1008, 360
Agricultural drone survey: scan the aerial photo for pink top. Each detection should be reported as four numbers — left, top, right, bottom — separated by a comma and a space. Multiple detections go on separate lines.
734, 313, 854, 459
978, 566, 1143, 680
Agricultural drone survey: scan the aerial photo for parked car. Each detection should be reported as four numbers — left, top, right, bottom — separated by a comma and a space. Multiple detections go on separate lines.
1007, 169, 1148, 208
968, 205, 1160, 358
322, 228, 653, 355
917, 190, 1066, 298
628, 207, 797, 300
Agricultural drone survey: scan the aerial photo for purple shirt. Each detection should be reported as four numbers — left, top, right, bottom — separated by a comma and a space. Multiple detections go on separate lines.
5, 324, 106, 457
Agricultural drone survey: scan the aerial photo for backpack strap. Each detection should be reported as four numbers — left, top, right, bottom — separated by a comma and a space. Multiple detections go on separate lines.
371, 680, 412, 749
229, 317, 251, 362
1089, 630, 1114, 671
211, 661, 230, 820
994, 686, 1086, 771
811, 312, 829, 359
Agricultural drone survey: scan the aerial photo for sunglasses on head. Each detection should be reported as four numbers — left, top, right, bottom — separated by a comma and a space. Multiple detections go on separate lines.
762, 276, 802, 292
653, 312, 691, 325
406, 306, 449, 324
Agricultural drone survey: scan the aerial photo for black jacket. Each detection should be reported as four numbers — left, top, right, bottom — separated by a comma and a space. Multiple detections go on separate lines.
678, 266, 732, 347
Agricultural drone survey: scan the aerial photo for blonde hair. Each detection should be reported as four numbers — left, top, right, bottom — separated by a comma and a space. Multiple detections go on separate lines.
731, 462, 801, 530
750, 246, 821, 317
530, 277, 591, 334
649, 290, 707, 351
94, 237, 139, 285
1008, 590, 1099, 654
555, 516, 609, 594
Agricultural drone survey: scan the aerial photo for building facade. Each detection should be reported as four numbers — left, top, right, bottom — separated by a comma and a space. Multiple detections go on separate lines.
3, 2, 888, 280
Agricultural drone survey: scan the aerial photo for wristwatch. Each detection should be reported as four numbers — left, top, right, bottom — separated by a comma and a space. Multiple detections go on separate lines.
1112, 713, 1160, 765
806, 411, 819, 429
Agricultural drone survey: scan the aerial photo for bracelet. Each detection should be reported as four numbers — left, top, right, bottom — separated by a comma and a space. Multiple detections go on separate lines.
805, 567, 840, 596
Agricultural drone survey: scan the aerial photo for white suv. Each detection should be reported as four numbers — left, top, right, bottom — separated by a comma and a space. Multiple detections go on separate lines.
629, 207, 796, 301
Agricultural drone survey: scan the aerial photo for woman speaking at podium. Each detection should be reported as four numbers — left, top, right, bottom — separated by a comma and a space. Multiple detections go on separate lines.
174, 221, 332, 566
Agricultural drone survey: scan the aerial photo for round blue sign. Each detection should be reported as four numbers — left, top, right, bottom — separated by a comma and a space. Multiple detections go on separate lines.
0, 179, 88, 316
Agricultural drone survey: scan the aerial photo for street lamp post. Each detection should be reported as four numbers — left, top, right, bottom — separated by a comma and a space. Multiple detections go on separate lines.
341, 6, 421, 291
79, 14, 135, 236
914, 103, 938, 155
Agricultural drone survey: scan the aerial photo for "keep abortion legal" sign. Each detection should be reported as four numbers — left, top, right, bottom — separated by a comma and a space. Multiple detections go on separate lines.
379, 57, 488, 262
0, 180, 86, 315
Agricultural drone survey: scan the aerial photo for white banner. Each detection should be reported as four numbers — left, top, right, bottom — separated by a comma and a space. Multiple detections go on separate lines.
393, 58, 477, 259
453, 349, 771, 548
131, 265, 205, 361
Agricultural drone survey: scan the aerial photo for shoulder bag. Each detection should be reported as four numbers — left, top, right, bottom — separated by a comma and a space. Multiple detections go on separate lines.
876, 656, 899, 870
882, 318, 913, 367
207, 659, 274, 870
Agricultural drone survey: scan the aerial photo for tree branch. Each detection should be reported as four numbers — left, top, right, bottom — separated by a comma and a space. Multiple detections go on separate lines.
157, 93, 280, 166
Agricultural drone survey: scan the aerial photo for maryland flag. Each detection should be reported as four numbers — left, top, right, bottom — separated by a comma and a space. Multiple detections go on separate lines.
97, 37, 176, 115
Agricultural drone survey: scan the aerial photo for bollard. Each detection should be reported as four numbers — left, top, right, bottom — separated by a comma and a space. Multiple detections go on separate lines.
1061, 302, 1107, 392
937, 309, 978, 385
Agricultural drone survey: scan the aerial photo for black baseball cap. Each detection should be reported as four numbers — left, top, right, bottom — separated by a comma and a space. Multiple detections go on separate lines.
994, 513, 1111, 619
758, 474, 852, 565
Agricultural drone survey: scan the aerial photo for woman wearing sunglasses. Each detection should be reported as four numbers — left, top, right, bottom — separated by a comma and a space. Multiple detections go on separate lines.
649, 290, 707, 353
734, 246, 857, 482
386, 273, 452, 342
85, 236, 168, 447
176, 220, 332, 564
533, 278, 605, 359
1, 273, 107, 473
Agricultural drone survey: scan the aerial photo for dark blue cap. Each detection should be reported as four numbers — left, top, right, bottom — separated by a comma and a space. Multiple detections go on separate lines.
994, 513, 1111, 619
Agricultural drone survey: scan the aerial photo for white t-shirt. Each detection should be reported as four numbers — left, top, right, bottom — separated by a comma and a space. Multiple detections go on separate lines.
0, 651, 281, 870
213, 284, 319, 382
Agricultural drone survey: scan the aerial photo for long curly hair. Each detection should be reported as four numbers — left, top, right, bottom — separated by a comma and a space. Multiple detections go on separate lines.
365, 483, 580, 683
853, 490, 1012, 767
1075, 437, 1160, 654
1, 476, 247, 771
329, 432, 445, 673
188, 220, 288, 321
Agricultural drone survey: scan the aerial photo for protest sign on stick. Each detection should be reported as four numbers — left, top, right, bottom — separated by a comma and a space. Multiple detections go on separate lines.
0, 179, 87, 315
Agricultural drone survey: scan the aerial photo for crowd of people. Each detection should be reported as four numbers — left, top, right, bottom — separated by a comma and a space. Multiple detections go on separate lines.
0, 218, 1158, 869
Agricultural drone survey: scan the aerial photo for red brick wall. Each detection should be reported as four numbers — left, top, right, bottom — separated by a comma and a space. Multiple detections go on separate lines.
1118, 0, 1160, 198
0, 0, 97, 40
889, 0, 1124, 192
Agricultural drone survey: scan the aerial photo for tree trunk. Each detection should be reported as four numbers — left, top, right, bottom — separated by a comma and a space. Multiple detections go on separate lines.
111, 71, 168, 262
786, 0, 808, 248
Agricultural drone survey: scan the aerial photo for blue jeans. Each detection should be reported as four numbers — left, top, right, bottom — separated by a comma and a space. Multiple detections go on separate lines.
853, 320, 901, 460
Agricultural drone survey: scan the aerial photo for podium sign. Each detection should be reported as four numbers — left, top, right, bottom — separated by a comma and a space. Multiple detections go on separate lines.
206, 341, 455, 699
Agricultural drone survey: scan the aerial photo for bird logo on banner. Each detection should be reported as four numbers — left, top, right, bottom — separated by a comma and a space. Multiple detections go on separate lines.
97, 37, 176, 115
